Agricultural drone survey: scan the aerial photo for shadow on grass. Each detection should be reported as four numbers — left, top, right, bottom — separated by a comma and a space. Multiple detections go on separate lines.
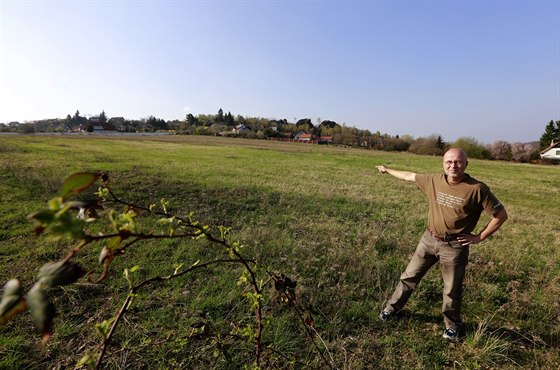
377, 309, 442, 329
466, 321, 559, 349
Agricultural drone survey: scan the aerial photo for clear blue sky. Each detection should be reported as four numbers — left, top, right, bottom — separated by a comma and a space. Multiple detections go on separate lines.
1, 0, 558, 144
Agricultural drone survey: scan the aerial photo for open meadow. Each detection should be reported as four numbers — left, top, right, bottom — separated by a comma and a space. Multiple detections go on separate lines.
1, 135, 559, 369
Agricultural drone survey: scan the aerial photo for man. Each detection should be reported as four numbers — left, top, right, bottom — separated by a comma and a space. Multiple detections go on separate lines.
376, 148, 508, 342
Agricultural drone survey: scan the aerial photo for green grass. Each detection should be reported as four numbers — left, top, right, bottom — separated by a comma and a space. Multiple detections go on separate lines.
0, 135, 559, 368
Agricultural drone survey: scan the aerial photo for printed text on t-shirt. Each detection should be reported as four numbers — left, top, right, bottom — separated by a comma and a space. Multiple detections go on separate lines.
436, 192, 465, 209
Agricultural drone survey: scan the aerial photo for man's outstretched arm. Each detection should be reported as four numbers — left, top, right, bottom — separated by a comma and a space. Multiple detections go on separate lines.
376, 165, 417, 182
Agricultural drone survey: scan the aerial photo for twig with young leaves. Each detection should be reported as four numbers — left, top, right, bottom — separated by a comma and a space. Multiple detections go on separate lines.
0, 172, 331, 369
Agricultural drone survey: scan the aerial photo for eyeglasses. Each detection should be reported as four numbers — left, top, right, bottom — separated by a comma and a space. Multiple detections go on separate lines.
444, 160, 465, 166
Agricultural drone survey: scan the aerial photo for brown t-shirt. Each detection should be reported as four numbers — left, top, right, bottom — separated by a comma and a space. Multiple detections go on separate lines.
415, 173, 504, 235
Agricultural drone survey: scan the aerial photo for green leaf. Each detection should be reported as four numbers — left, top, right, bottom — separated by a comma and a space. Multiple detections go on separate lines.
59, 172, 101, 199
76, 351, 97, 367
160, 198, 170, 213
38, 260, 85, 287
27, 283, 56, 342
95, 186, 109, 200
107, 235, 123, 250
95, 317, 116, 340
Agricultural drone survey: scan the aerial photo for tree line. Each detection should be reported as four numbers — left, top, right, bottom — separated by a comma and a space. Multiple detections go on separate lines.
2, 109, 558, 163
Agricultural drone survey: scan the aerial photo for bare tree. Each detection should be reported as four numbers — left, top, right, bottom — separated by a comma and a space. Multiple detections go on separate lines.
488, 141, 512, 161
511, 142, 533, 162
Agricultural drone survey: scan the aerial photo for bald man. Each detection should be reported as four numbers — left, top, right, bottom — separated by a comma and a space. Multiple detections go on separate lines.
376, 148, 508, 342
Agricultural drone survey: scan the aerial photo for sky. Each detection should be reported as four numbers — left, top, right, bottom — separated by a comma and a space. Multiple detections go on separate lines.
0, 0, 558, 144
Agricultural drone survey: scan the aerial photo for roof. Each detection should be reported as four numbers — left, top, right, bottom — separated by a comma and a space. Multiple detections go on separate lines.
233, 124, 250, 131
540, 141, 560, 154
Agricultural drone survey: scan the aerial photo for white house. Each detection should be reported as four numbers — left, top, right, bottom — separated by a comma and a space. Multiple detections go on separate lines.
232, 124, 251, 133
540, 141, 560, 160
294, 131, 312, 141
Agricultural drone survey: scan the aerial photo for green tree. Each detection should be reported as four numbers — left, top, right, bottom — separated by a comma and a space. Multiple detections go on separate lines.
99, 110, 107, 124
197, 114, 214, 127
436, 135, 445, 150
225, 111, 235, 126
147, 116, 167, 131
296, 118, 313, 132
320, 120, 339, 129
539, 120, 560, 150
194, 126, 211, 135
186, 113, 198, 126
20, 123, 36, 134
217, 108, 224, 123
452, 137, 492, 159
70, 110, 87, 129
236, 115, 246, 126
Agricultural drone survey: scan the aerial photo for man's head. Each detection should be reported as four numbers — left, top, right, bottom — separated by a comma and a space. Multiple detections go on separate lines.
443, 148, 468, 183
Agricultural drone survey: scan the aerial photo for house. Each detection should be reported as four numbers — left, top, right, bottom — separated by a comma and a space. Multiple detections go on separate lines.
232, 124, 251, 133
83, 118, 117, 132
540, 141, 560, 160
318, 136, 333, 144
294, 131, 312, 141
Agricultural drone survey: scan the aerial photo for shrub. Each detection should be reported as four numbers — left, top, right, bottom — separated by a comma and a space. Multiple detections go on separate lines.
408, 135, 446, 156
452, 137, 492, 159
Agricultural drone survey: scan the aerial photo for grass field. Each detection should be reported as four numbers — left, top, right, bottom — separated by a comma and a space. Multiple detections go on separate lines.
1, 135, 559, 369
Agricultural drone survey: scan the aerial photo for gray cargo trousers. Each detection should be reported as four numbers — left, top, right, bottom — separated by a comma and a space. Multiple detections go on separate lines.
384, 230, 469, 331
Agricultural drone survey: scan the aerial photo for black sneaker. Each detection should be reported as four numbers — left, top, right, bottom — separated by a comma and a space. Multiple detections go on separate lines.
379, 309, 392, 322
442, 328, 459, 342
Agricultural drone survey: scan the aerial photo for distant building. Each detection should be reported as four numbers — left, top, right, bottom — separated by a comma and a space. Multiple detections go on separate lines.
294, 131, 312, 141
83, 118, 117, 132
318, 136, 333, 144
540, 141, 560, 161
233, 124, 251, 133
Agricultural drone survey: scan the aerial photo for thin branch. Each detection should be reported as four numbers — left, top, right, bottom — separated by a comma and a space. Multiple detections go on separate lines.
102, 181, 265, 366
95, 294, 132, 369
132, 258, 249, 291
267, 271, 335, 369
94, 258, 247, 369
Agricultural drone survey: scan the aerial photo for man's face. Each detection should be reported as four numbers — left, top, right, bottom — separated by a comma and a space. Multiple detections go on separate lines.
443, 149, 468, 181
